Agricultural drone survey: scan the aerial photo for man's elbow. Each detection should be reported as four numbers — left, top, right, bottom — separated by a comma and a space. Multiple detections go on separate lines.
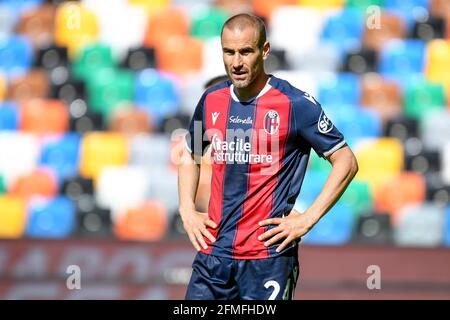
349, 152, 359, 178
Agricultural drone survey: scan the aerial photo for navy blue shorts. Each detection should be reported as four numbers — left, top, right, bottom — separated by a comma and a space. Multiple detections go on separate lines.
185, 250, 299, 300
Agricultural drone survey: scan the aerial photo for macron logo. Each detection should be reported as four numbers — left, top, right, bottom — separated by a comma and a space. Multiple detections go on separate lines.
212, 112, 220, 125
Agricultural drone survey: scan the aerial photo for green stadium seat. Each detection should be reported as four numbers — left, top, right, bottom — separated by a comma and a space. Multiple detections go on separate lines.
346, 0, 384, 10
86, 68, 135, 120
0, 174, 5, 194
341, 180, 373, 216
404, 79, 446, 120
190, 8, 228, 40
72, 43, 115, 82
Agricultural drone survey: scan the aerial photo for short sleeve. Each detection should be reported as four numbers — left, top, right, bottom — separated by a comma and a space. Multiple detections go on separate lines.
293, 92, 346, 158
185, 94, 210, 157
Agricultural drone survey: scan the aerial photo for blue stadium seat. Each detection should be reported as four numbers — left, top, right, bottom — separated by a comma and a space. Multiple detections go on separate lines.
325, 104, 381, 146
0, 4, 18, 39
0, 35, 33, 78
384, 0, 429, 32
0, 0, 43, 15
26, 196, 75, 238
301, 203, 354, 245
135, 68, 180, 125
39, 133, 81, 185
298, 170, 329, 207
318, 73, 360, 106
0, 101, 19, 130
379, 40, 426, 85
320, 9, 364, 53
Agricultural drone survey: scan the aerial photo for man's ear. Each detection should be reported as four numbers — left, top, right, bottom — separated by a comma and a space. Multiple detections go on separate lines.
262, 41, 270, 60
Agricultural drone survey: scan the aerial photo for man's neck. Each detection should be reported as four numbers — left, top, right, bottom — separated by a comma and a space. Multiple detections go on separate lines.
234, 73, 270, 102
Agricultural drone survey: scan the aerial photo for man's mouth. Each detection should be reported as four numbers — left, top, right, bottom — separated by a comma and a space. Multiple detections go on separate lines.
232, 71, 247, 79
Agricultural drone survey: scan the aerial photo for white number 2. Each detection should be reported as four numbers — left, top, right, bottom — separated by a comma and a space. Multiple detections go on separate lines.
264, 280, 280, 300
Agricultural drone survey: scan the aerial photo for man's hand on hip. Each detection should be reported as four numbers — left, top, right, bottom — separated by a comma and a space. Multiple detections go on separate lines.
258, 209, 316, 253
180, 208, 217, 251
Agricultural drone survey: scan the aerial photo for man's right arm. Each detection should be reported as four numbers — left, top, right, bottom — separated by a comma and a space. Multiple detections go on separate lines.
178, 139, 217, 251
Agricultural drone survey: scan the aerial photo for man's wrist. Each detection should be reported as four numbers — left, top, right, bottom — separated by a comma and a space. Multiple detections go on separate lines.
178, 204, 196, 216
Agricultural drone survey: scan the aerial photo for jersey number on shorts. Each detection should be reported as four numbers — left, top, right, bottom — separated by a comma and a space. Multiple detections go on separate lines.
264, 280, 280, 300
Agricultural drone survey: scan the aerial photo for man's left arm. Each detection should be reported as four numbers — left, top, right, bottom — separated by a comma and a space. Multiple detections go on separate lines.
258, 144, 359, 252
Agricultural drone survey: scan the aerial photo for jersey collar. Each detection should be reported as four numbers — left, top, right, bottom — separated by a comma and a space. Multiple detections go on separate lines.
230, 76, 273, 103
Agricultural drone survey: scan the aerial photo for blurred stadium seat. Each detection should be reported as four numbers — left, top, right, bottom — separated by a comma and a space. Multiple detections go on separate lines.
352, 211, 393, 245
6, 69, 49, 103
79, 132, 128, 181
0, 195, 27, 239
0, 35, 33, 79
20, 99, 68, 134
301, 203, 354, 245
394, 203, 445, 247
374, 171, 426, 225
26, 196, 75, 238
54, 2, 99, 58
39, 133, 81, 183
0, 0, 448, 249
0, 101, 19, 130
114, 200, 168, 241
10, 168, 58, 200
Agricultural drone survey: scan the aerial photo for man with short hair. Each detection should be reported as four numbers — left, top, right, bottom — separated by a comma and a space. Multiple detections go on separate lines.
178, 13, 358, 300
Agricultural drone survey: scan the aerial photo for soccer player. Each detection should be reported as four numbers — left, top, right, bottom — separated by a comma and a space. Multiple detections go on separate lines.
178, 13, 359, 300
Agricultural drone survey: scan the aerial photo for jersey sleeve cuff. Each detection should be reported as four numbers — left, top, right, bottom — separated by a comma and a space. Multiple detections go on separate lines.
322, 140, 346, 158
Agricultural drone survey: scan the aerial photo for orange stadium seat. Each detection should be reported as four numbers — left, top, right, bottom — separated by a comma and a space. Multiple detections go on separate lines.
54, 2, 99, 59
0, 196, 27, 239
425, 39, 450, 97
143, 7, 190, 49
363, 12, 407, 51
429, 0, 450, 19
6, 69, 49, 103
114, 200, 168, 241
79, 132, 128, 181
251, 0, 297, 20
20, 99, 68, 135
355, 138, 404, 193
15, 3, 55, 49
156, 36, 203, 75
374, 172, 426, 225
0, 74, 5, 101
360, 73, 403, 122
109, 108, 153, 135
9, 169, 58, 200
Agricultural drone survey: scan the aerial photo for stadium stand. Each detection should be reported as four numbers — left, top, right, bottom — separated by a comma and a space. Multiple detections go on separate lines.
0, 0, 449, 250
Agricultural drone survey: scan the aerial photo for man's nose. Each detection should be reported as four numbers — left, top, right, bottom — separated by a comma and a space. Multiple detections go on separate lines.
232, 54, 243, 69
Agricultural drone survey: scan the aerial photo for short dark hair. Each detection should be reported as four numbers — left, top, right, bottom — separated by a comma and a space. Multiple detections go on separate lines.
221, 13, 267, 49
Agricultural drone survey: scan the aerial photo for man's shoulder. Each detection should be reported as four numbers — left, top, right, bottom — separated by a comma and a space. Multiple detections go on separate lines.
203, 80, 231, 97
271, 76, 319, 108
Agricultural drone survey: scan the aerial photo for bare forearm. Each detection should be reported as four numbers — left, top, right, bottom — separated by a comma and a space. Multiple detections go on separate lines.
304, 147, 358, 226
178, 148, 201, 214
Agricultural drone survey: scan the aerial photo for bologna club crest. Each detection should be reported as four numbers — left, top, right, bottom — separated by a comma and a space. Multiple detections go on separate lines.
264, 110, 280, 134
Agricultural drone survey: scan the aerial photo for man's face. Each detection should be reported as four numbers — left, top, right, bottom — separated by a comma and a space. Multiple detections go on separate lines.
221, 26, 269, 89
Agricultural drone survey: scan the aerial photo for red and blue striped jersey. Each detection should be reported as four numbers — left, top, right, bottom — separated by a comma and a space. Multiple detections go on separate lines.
186, 76, 346, 260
